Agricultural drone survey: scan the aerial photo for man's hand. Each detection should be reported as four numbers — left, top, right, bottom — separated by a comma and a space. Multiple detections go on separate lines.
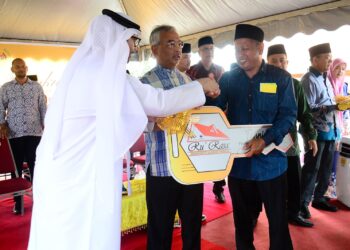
207, 73, 221, 98
308, 139, 318, 157
197, 77, 220, 98
244, 138, 266, 158
0, 124, 9, 139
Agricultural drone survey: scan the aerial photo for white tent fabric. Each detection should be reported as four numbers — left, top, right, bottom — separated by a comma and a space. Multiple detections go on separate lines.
188, 5, 350, 52
0, 0, 122, 44
1, 0, 349, 49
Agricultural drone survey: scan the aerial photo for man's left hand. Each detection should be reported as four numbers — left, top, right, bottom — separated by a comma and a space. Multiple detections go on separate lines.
244, 138, 266, 157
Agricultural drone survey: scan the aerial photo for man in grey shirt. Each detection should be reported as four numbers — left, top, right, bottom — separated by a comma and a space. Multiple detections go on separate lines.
0, 58, 46, 214
300, 43, 339, 219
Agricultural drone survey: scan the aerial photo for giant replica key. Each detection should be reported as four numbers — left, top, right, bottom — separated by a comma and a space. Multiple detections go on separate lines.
157, 106, 293, 185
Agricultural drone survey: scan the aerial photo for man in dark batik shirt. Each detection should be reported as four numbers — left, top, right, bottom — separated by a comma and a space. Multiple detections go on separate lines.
0, 58, 46, 214
187, 36, 226, 203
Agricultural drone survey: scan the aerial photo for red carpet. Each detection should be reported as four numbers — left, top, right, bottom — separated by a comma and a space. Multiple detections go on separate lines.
1, 185, 350, 249
202, 200, 350, 250
0, 183, 231, 250
202, 182, 232, 223
0, 196, 32, 250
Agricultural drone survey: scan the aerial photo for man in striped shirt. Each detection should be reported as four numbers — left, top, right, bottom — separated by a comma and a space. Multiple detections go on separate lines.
141, 25, 219, 250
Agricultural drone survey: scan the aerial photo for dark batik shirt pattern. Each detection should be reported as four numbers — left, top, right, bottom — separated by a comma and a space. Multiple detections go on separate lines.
0, 79, 46, 138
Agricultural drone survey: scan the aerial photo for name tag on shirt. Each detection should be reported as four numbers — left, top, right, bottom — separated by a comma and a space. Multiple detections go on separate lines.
260, 83, 277, 93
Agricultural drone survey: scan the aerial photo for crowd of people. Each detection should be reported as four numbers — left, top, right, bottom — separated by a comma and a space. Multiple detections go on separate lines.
0, 8, 349, 250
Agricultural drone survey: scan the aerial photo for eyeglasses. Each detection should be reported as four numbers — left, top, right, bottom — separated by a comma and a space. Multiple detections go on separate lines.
163, 40, 184, 49
131, 36, 141, 47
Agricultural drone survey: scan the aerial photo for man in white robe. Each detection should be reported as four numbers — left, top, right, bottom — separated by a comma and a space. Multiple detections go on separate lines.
28, 9, 219, 250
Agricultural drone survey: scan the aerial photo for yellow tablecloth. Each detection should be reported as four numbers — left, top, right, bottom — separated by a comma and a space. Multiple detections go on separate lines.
121, 178, 179, 234
121, 179, 147, 234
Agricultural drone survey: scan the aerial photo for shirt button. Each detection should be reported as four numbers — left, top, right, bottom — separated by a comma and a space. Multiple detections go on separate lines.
248, 109, 252, 112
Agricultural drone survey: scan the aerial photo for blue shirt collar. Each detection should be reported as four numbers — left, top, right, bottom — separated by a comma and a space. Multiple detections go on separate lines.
309, 66, 323, 77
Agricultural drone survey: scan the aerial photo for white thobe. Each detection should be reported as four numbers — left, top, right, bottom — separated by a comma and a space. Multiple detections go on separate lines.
28, 75, 205, 250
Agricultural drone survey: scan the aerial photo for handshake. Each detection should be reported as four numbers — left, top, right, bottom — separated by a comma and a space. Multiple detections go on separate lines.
197, 73, 221, 98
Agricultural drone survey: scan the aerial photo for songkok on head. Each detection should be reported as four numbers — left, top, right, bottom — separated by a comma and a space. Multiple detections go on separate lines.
267, 44, 286, 57
102, 9, 141, 31
182, 43, 191, 53
234, 24, 264, 42
309, 43, 331, 58
198, 36, 213, 47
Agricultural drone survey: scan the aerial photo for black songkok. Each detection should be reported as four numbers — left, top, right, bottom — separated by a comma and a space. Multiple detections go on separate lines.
234, 24, 264, 42
182, 43, 191, 53
198, 36, 213, 48
267, 44, 287, 57
102, 9, 141, 31
309, 43, 331, 58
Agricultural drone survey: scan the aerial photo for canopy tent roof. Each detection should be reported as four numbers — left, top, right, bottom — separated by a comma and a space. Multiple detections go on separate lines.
1, 0, 349, 52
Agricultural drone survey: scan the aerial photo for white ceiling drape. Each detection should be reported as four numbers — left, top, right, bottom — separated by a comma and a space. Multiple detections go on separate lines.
0, 0, 349, 60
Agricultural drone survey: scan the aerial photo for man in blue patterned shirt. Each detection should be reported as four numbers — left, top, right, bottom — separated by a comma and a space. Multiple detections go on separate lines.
0, 58, 46, 214
141, 25, 219, 250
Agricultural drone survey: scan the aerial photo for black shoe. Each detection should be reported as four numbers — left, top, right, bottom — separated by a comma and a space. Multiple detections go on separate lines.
312, 200, 338, 212
323, 196, 331, 201
214, 192, 226, 203
288, 215, 314, 227
300, 205, 311, 219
